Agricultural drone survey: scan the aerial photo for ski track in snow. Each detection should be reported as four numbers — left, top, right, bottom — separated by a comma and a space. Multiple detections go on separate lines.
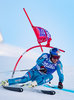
0, 43, 74, 100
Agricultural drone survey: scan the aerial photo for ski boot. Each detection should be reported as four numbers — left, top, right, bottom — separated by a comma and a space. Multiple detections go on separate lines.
1, 80, 9, 86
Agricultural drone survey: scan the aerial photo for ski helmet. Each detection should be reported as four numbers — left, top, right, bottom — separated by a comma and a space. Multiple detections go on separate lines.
50, 48, 60, 59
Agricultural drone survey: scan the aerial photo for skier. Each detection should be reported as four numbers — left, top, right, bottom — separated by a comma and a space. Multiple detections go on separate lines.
2, 48, 64, 89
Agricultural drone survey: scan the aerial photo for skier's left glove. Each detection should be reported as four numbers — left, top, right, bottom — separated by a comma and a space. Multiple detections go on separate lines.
58, 82, 63, 89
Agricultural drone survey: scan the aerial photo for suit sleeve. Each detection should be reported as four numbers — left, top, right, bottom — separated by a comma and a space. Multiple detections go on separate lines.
56, 61, 64, 83
36, 53, 48, 66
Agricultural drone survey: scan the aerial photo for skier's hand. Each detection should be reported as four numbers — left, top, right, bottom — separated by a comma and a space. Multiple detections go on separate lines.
58, 82, 63, 89
40, 67, 47, 73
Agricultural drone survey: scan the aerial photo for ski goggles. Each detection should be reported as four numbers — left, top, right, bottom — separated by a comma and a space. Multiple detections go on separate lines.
52, 55, 60, 59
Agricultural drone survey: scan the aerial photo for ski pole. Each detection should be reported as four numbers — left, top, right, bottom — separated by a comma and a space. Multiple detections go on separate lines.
0, 68, 46, 73
0, 69, 30, 73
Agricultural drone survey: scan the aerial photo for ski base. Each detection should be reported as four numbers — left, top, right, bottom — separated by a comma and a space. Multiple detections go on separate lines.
2, 85, 56, 95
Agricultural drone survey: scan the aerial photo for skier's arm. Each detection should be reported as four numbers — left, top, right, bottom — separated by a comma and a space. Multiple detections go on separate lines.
56, 62, 64, 83
36, 53, 48, 66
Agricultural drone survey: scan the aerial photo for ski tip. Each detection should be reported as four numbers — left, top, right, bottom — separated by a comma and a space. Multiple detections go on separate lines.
41, 90, 56, 95
2, 85, 23, 92
18, 88, 23, 92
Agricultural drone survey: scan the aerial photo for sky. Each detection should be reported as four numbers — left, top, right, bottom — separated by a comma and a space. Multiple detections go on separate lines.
0, 0, 74, 67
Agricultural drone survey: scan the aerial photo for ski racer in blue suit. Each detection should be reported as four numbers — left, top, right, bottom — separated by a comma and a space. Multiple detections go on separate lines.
2, 48, 64, 89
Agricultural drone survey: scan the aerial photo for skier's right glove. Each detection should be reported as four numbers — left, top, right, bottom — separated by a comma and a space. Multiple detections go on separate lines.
58, 82, 63, 89
40, 66, 47, 73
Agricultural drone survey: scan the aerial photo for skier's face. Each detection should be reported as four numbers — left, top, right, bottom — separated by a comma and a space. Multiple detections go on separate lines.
51, 58, 59, 63
51, 55, 60, 63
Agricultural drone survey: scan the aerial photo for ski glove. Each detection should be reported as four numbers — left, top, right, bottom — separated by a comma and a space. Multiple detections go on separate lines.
58, 82, 63, 89
39, 66, 47, 73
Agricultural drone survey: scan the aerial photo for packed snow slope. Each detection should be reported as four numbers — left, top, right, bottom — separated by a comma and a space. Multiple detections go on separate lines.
0, 43, 74, 100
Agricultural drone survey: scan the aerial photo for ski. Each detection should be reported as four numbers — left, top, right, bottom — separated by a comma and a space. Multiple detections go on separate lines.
41, 90, 56, 95
2, 85, 23, 92
2, 85, 56, 95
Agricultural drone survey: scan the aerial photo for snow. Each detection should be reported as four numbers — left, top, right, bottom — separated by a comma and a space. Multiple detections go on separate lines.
0, 32, 3, 42
0, 43, 74, 100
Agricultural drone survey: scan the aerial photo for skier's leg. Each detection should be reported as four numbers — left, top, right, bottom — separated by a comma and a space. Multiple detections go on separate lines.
8, 70, 34, 85
36, 74, 53, 85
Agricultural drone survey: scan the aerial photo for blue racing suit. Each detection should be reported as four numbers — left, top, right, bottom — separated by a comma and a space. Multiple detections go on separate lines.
8, 53, 64, 85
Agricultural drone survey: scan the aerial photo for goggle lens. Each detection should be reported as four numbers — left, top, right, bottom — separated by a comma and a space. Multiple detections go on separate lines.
52, 55, 60, 59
